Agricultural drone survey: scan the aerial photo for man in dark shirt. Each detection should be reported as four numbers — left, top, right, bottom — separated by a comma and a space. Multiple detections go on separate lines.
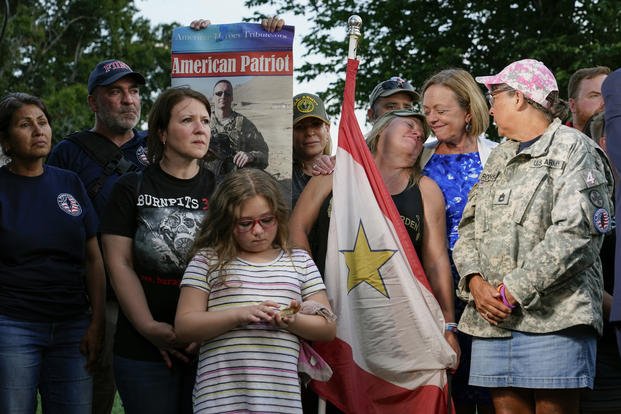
47, 59, 148, 414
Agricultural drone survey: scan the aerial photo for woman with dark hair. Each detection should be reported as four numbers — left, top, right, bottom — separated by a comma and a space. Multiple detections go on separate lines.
101, 87, 215, 414
454, 59, 615, 413
0, 92, 105, 413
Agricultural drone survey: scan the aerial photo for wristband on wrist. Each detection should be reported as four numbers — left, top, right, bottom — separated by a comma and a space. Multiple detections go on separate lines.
445, 322, 458, 333
498, 283, 516, 309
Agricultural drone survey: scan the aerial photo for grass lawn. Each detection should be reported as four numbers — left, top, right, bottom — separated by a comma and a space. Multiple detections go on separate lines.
36, 393, 124, 413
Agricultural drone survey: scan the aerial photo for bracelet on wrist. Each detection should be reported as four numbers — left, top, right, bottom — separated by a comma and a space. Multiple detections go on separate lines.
498, 284, 516, 309
444, 322, 458, 333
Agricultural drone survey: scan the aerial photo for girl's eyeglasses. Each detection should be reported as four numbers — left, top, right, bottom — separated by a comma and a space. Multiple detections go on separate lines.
236, 215, 277, 232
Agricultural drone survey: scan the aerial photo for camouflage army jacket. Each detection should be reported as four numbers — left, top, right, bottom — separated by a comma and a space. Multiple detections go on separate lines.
454, 119, 614, 338
210, 111, 269, 169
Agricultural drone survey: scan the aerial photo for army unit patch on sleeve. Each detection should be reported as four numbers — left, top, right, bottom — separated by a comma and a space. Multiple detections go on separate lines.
588, 189, 604, 208
593, 208, 612, 234
585, 170, 597, 187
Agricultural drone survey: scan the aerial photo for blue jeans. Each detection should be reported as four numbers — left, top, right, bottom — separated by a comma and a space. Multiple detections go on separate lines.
114, 355, 196, 414
0, 314, 92, 414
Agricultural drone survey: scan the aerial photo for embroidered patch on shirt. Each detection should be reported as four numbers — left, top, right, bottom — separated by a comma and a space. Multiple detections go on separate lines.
479, 171, 498, 182
532, 158, 564, 169
57, 193, 82, 216
588, 190, 604, 208
493, 189, 511, 205
593, 208, 612, 234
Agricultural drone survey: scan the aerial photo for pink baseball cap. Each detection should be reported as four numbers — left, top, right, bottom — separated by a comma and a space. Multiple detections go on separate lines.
475, 59, 558, 108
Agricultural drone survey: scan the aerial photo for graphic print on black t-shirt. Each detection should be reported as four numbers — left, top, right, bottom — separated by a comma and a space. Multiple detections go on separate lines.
135, 207, 205, 275
100, 164, 215, 361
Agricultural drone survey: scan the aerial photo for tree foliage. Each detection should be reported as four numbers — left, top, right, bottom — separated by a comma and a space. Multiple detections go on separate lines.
0, 0, 176, 141
246, 0, 621, 115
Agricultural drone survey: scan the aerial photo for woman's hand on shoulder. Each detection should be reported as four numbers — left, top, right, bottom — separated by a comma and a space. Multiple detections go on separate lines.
311, 155, 336, 176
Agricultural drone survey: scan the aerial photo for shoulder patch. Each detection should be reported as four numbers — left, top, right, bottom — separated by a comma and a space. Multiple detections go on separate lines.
588, 190, 604, 208
593, 208, 612, 234
57, 193, 82, 216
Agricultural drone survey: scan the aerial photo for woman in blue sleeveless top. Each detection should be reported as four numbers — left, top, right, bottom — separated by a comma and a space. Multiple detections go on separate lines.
420, 69, 496, 414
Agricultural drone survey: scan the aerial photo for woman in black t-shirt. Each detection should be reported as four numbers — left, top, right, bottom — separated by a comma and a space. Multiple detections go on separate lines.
101, 87, 215, 414
290, 110, 460, 364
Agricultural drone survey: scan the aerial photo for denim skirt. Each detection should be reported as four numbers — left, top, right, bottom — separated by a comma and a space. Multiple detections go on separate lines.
469, 325, 597, 389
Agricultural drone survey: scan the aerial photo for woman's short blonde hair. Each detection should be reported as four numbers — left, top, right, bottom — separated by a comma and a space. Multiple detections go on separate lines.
422, 68, 489, 138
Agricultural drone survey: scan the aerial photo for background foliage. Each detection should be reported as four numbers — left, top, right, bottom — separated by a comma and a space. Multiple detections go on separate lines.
0, 0, 176, 141
246, 0, 621, 116
2, 1, 620, 141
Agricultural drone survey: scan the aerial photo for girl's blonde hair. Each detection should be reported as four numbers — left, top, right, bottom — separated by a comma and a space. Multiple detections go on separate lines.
189, 168, 290, 278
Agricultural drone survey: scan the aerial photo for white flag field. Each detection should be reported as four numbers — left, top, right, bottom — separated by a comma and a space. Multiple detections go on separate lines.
312, 58, 457, 413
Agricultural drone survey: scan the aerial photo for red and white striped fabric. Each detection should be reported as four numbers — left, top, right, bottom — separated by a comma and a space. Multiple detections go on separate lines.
312, 58, 457, 413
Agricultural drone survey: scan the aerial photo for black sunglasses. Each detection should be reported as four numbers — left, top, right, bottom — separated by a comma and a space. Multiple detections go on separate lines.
381, 77, 415, 92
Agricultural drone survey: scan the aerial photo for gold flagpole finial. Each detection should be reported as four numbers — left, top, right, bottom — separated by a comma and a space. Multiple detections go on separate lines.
347, 15, 362, 59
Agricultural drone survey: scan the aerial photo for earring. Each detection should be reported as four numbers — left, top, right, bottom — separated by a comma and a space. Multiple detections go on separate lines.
465, 121, 472, 133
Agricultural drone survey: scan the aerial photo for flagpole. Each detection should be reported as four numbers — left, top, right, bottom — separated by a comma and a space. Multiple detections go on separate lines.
317, 15, 362, 414
347, 15, 362, 60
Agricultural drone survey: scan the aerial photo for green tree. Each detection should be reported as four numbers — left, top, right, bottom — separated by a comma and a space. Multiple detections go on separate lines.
246, 0, 621, 115
0, 0, 177, 141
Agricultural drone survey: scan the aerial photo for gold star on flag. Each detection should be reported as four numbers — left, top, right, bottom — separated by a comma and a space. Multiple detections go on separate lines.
341, 221, 396, 298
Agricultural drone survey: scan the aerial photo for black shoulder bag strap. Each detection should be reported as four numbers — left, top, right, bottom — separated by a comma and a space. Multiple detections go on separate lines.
66, 130, 140, 199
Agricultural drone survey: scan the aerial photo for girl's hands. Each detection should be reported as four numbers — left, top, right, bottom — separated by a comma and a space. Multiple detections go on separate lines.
238, 300, 280, 325
236, 299, 304, 330
273, 299, 300, 328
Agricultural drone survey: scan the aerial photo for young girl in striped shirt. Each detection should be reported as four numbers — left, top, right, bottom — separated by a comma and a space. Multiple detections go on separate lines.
175, 168, 336, 414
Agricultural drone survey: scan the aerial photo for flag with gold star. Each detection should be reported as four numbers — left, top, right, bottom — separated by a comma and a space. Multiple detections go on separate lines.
312, 58, 457, 413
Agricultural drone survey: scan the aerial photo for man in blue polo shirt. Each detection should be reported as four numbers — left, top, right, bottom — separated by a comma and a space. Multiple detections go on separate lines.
47, 59, 149, 414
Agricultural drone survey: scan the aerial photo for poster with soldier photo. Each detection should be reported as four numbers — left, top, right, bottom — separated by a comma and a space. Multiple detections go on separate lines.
171, 23, 294, 199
